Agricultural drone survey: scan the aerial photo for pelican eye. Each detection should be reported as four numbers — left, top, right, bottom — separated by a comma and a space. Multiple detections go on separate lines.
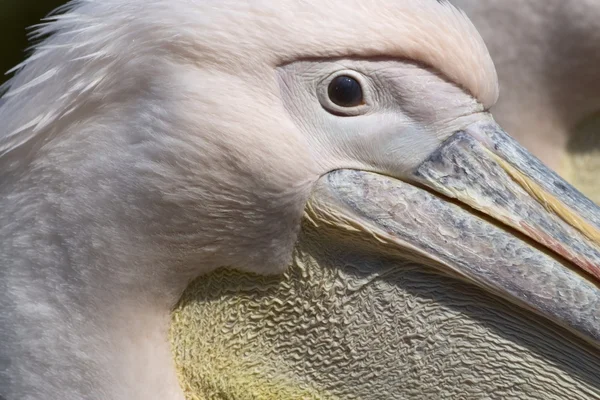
327, 75, 364, 107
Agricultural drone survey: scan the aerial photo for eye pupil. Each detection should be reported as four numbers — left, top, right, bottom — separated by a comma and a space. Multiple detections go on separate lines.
327, 75, 364, 108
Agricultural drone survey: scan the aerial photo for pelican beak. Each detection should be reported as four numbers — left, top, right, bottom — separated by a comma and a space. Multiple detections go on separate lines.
308, 119, 600, 347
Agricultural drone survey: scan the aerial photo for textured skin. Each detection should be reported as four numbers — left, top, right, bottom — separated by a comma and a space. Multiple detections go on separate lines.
171, 227, 600, 400
170, 171, 600, 399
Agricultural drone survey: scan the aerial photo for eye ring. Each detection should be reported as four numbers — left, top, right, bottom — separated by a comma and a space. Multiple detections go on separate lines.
318, 70, 372, 117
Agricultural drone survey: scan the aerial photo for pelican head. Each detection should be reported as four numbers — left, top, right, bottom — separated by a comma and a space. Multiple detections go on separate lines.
1, 1, 600, 399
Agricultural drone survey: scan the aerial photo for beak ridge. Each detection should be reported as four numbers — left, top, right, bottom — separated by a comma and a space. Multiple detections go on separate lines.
411, 123, 600, 283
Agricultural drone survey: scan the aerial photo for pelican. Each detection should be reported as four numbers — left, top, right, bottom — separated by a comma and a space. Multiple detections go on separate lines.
1, 1, 600, 399
453, 0, 600, 203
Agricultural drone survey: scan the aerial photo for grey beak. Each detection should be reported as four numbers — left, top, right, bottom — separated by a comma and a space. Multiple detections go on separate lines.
309, 120, 600, 347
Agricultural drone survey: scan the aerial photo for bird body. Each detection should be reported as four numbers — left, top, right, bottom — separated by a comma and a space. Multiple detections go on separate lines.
1, 1, 600, 399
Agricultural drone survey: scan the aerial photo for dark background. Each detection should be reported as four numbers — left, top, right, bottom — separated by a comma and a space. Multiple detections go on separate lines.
1, 0, 67, 85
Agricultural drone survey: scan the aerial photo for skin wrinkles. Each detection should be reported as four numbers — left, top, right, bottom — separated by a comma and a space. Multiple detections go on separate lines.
172, 224, 600, 399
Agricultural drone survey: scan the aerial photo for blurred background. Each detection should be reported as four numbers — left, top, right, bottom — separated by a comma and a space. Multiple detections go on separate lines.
1, 0, 66, 85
